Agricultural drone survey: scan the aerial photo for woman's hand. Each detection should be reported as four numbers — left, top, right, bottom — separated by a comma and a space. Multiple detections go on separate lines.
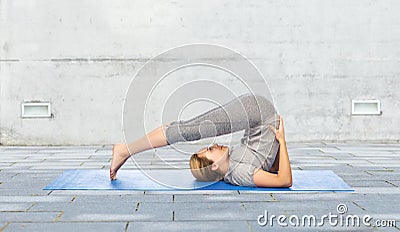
269, 115, 285, 143
254, 115, 292, 188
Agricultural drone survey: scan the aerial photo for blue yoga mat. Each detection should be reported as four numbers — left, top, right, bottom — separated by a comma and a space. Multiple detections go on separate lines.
44, 169, 353, 192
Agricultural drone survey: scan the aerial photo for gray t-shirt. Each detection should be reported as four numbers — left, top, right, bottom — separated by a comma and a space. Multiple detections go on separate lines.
223, 117, 280, 187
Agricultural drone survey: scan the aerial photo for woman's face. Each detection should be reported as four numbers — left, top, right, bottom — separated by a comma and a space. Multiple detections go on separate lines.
196, 143, 228, 163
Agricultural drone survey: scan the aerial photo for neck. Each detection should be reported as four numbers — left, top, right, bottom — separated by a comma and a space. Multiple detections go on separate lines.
218, 147, 230, 175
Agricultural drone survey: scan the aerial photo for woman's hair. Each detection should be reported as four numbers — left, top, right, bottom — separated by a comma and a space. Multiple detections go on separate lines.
189, 153, 225, 182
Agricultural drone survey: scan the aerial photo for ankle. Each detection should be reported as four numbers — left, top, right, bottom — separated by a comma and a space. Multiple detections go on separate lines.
122, 144, 132, 157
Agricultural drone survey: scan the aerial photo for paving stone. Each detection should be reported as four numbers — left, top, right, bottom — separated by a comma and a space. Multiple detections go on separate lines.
0, 212, 61, 222
338, 173, 381, 181
4, 222, 127, 232
172, 202, 246, 221
297, 160, 372, 165
323, 152, 356, 158
345, 180, 396, 187
248, 220, 376, 232
0, 150, 37, 154
73, 194, 172, 203
22, 157, 52, 161
79, 164, 107, 169
91, 154, 112, 159
341, 166, 394, 172
0, 162, 16, 166
318, 147, 342, 153
144, 190, 239, 195
351, 152, 399, 156
129, 202, 174, 221
0, 180, 54, 189
289, 147, 324, 152
0, 195, 72, 203
36, 148, 98, 153
353, 145, 400, 150
5, 163, 43, 169
3, 169, 58, 174
58, 201, 141, 222
368, 161, 400, 166
30, 166, 99, 170
60, 203, 169, 222
271, 193, 364, 202
0, 172, 19, 179
381, 164, 400, 168
43, 152, 94, 156
0, 189, 52, 196
32, 162, 85, 166
0, 160, 29, 165
386, 180, 400, 187
353, 200, 400, 214
80, 161, 109, 165
295, 163, 338, 167
127, 221, 250, 232
1, 146, 42, 150
373, 225, 400, 232
0, 166, 12, 170
9, 173, 61, 181
0, 203, 33, 211
364, 172, 400, 181
174, 193, 275, 202
29, 202, 74, 211
50, 190, 145, 196
354, 187, 400, 194
0, 143, 399, 230
290, 156, 337, 161
0, 222, 8, 230
367, 170, 400, 173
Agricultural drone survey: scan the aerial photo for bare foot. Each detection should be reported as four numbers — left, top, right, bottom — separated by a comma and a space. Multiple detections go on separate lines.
110, 143, 131, 180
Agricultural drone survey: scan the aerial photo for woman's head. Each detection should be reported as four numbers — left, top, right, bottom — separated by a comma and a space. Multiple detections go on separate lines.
189, 143, 229, 182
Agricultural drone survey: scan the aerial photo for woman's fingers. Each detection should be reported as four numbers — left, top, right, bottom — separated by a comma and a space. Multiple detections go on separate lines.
270, 115, 284, 137
269, 125, 276, 134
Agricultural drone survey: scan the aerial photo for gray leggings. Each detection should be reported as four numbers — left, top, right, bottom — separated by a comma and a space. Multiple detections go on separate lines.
165, 94, 277, 144
166, 93, 280, 186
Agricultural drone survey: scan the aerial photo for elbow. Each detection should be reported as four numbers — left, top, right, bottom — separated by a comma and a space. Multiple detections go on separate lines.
282, 180, 292, 188
280, 181, 291, 188
287, 174, 293, 187
282, 177, 292, 188
286, 179, 293, 187
277, 173, 292, 187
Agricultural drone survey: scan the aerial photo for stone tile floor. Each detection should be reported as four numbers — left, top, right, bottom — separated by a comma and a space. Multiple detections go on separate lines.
0, 143, 399, 231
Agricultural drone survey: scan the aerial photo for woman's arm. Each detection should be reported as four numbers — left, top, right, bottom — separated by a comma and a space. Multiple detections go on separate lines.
253, 115, 292, 187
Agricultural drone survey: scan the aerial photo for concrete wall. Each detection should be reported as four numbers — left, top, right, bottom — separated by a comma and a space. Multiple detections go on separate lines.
0, 0, 399, 145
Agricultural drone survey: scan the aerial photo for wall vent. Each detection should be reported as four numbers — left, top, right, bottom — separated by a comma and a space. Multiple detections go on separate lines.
21, 102, 52, 118
351, 100, 381, 115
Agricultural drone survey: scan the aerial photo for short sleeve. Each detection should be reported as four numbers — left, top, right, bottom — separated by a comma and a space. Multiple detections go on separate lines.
223, 161, 258, 187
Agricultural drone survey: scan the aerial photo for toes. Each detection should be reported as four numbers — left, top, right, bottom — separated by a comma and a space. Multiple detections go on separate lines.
110, 169, 116, 180
110, 169, 118, 180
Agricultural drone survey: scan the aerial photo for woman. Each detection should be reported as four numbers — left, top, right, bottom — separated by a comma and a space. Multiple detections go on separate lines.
110, 94, 292, 187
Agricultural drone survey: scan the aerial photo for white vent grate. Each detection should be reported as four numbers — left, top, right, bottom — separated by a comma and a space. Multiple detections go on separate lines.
352, 100, 381, 115
21, 102, 52, 118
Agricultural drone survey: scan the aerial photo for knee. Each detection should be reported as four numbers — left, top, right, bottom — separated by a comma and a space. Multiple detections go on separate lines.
240, 94, 272, 111
240, 94, 275, 122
